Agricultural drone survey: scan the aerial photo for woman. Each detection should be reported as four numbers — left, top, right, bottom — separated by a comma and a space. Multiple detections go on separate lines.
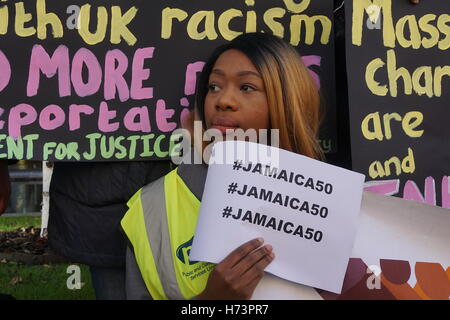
122, 32, 323, 300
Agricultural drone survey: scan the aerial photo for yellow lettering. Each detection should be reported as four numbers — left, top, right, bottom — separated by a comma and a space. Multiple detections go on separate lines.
78, 5, 108, 45
369, 149, 416, 178
419, 14, 439, 49
246, 10, 257, 33
15, 2, 36, 37
362, 111, 423, 141
352, 0, 395, 48
218, 9, 243, 41
369, 161, 385, 179
396, 15, 421, 49
384, 156, 402, 177
0, 1, 8, 35
264, 8, 286, 38
403, 112, 424, 138
37, 0, 63, 40
387, 49, 412, 97
290, 14, 331, 45
161, 8, 188, 39
401, 148, 415, 174
361, 112, 384, 141
412, 67, 433, 98
111, 6, 138, 45
433, 66, 450, 97
366, 58, 388, 96
382, 113, 402, 140
283, 0, 311, 13
187, 11, 217, 40
438, 14, 450, 50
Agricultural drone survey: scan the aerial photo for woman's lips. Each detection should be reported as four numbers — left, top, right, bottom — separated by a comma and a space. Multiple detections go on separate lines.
210, 118, 239, 134
210, 125, 238, 134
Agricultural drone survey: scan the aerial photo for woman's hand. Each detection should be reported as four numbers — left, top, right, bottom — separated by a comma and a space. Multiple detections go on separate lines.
198, 238, 274, 300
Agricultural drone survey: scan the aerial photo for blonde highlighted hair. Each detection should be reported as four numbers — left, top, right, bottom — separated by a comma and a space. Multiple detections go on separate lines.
195, 33, 323, 160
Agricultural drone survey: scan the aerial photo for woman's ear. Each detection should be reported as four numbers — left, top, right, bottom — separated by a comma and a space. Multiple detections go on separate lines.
409, 0, 420, 4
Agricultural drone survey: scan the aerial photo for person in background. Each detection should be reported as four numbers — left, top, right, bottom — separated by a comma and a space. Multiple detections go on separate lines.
48, 160, 172, 300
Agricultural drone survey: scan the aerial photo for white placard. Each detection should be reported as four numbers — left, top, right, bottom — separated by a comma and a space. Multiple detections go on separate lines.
190, 141, 365, 293
352, 191, 450, 268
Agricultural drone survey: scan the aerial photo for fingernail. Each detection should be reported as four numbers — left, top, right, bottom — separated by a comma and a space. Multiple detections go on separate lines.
257, 237, 264, 244
265, 245, 273, 252
270, 252, 275, 259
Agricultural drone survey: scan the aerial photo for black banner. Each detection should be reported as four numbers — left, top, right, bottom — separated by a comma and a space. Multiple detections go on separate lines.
0, 0, 336, 161
346, 0, 450, 208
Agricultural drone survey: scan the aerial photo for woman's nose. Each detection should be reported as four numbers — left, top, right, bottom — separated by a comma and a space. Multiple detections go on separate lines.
216, 87, 238, 111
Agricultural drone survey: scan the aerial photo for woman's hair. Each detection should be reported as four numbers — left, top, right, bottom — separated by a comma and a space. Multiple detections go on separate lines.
195, 32, 323, 160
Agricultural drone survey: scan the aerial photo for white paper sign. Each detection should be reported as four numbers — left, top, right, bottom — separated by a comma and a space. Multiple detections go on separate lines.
190, 141, 365, 293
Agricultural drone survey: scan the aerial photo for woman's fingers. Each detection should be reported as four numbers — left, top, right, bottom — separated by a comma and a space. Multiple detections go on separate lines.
201, 239, 275, 300
231, 244, 273, 275
219, 238, 264, 268
240, 251, 275, 288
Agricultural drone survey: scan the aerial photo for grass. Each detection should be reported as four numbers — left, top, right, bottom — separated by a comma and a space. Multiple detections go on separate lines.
0, 215, 96, 300
0, 262, 96, 300
0, 216, 42, 232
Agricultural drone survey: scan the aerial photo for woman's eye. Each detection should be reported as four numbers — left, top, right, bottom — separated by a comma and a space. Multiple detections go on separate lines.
208, 84, 220, 92
241, 84, 255, 92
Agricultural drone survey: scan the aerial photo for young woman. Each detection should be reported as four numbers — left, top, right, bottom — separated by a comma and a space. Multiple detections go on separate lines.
121, 32, 323, 300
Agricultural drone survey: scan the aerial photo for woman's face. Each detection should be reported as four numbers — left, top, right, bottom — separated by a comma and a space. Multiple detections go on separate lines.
204, 49, 270, 135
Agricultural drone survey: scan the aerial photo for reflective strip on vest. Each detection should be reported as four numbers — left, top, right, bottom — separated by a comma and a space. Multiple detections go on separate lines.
122, 168, 213, 300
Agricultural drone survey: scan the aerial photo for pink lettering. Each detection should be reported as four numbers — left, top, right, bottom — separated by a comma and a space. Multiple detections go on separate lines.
0, 107, 4, 130
180, 98, 189, 107
365, 177, 448, 208
104, 49, 129, 102
130, 47, 154, 100
403, 177, 436, 206
69, 104, 94, 131
71, 48, 102, 97
98, 101, 119, 133
442, 176, 450, 209
39, 105, 65, 130
124, 106, 151, 132
27, 45, 71, 97
301, 55, 321, 89
364, 179, 400, 196
156, 99, 176, 132
184, 61, 205, 95
8, 104, 38, 139
0, 50, 11, 92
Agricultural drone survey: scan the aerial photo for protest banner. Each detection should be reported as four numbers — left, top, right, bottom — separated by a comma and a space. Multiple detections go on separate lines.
190, 141, 365, 293
345, 0, 450, 208
0, 0, 337, 161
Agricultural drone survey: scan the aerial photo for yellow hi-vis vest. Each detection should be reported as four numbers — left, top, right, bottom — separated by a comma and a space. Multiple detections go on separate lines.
121, 168, 214, 300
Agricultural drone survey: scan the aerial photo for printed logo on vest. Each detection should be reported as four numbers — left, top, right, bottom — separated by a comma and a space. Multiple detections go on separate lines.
176, 236, 199, 265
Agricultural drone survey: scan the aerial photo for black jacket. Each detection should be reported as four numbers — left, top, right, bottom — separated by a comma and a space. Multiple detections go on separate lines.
48, 161, 172, 267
